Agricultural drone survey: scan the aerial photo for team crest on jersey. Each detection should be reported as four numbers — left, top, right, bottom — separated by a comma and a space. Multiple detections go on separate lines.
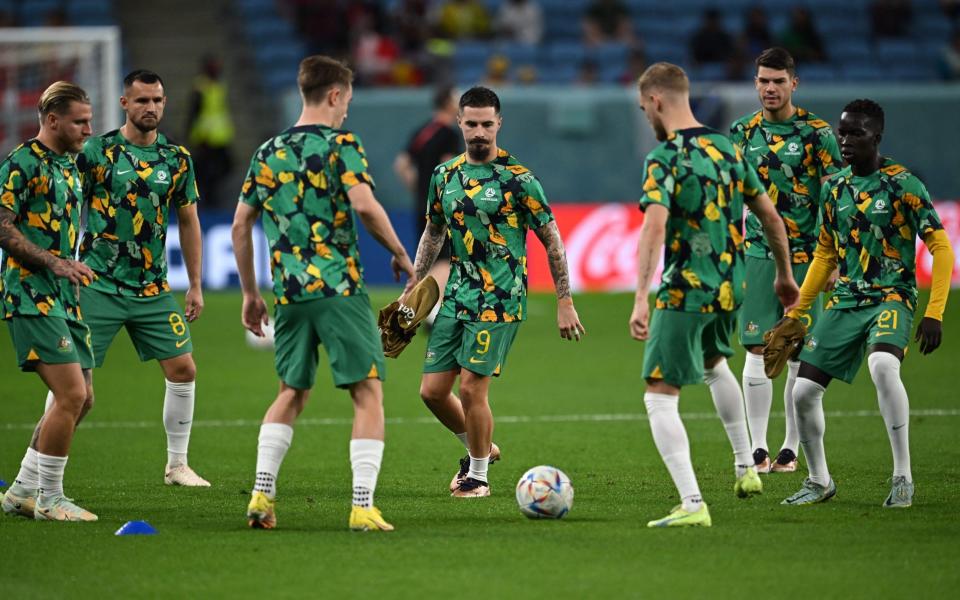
746, 321, 759, 334
155, 169, 169, 184
805, 337, 818, 350
786, 142, 801, 156
57, 336, 72, 352
690, 233, 712, 257
873, 198, 887, 213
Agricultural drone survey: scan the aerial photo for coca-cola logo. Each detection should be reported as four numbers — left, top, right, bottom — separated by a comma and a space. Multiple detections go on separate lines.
563, 204, 662, 292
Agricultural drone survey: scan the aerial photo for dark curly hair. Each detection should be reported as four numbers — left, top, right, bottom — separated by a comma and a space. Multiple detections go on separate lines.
842, 98, 885, 133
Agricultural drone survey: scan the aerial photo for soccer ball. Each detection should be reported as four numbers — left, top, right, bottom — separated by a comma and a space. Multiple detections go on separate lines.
515, 465, 574, 519
244, 320, 275, 350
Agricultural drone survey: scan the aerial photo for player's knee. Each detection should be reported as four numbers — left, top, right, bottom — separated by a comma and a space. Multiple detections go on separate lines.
868, 351, 901, 386
458, 382, 488, 406
166, 360, 196, 383
52, 385, 88, 416
419, 383, 445, 405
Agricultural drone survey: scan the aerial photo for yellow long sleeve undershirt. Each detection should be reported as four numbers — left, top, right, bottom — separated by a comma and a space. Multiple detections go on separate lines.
923, 229, 954, 321
786, 241, 837, 320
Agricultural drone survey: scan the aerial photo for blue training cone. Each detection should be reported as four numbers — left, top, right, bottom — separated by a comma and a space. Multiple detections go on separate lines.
115, 520, 158, 536
0, 479, 7, 487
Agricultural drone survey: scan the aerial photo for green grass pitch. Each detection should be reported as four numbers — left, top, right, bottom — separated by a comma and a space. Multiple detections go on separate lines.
2, 290, 959, 597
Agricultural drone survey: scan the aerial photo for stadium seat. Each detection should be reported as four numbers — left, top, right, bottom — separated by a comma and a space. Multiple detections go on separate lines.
875, 39, 920, 65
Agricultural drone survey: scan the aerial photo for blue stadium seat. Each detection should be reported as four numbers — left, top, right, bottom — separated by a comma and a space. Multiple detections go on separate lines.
875, 39, 920, 64
799, 64, 839, 82
826, 39, 873, 62
546, 41, 587, 66
66, 0, 114, 26
496, 42, 540, 66
691, 63, 728, 81
454, 41, 495, 65
17, 0, 62, 25
842, 64, 883, 80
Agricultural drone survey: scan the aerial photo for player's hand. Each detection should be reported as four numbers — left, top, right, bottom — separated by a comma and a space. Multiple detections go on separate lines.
629, 298, 650, 341
823, 267, 840, 292
774, 273, 800, 312
241, 293, 269, 337
557, 298, 585, 342
391, 251, 415, 284
50, 258, 96, 286
184, 286, 204, 322
915, 316, 942, 355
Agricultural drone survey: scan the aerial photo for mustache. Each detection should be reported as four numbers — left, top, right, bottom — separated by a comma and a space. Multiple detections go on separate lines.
468, 138, 489, 145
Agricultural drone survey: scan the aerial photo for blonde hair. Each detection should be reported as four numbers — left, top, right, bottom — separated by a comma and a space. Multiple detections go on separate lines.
38, 81, 90, 117
637, 62, 689, 95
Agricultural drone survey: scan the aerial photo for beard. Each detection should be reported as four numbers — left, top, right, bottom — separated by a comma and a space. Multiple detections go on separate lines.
131, 115, 159, 133
467, 140, 490, 161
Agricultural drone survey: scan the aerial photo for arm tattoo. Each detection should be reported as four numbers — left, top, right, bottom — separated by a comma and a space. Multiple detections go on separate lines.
535, 221, 572, 300
413, 222, 447, 281
0, 207, 58, 271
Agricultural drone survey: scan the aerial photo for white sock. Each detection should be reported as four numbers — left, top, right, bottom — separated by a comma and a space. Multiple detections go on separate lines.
163, 379, 196, 467
782, 360, 801, 453
253, 423, 293, 499
350, 438, 384, 508
793, 377, 830, 486
644, 392, 702, 511
37, 452, 68, 501
742, 352, 771, 453
426, 301, 441, 326
13, 447, 40, 490
869, 352, 912, 481
455, 432, 469, 451
467, 454, 489, 483
44, 390, 55, 413
705, 359, 753, 476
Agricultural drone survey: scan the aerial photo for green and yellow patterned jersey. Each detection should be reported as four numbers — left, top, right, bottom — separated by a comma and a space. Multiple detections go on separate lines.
428, 149, 553, 322
0, 140, 84, 321
239, 124, 373, 304
77, 130, 199, 297
819, 158, 943, 312
640, 127, 763, 314
730, 107, 841, 264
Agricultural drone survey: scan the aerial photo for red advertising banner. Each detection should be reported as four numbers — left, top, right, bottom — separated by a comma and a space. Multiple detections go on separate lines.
527, 202, 960, 293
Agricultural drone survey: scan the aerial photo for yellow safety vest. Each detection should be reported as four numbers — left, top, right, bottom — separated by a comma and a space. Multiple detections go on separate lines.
189, 77, 234, 147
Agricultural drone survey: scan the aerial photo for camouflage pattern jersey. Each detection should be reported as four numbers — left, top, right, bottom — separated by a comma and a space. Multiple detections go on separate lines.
239, 124, 373, 304
730, 108, 842, 264
78, 129, 199, 296
428, 149, 554, 322
639, 127, 763, 313
818, 158, 944, 312
0, 140, 84, 321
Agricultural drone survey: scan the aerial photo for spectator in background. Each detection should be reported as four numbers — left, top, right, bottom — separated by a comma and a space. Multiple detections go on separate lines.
284, 0, 348, 58
393, 85, 463, 296
186, 55, 234, 207
393, 0, 431, 54
483, 54, 511, 86
352, 12, 401, 86
575, 59, 601, 85
516, 64, 539, 84
779, 7, 826, 63
583, 0, 635, 46
496, 0, 544, 45
940, 30, 960, 79
619, 48, 647, 85
871, 0, 913, 37
742, 6, 774, 58
690, 8, 736, 65
436, 0, 492, 39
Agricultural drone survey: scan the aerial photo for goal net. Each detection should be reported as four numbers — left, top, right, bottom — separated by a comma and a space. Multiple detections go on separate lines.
0, 26, 121, 157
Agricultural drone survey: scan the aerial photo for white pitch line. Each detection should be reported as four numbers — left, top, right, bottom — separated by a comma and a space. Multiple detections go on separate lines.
2, 408, 959, 432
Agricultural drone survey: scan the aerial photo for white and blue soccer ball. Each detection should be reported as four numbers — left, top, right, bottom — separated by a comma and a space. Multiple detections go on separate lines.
515, 465, 574, 519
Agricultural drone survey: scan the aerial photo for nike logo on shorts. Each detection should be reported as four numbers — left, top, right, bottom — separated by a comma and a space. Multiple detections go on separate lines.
175, 338, 191, 348
468, 357, 486, 364
874, 332, 895, 337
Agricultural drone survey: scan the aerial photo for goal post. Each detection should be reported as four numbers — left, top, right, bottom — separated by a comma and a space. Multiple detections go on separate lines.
0, 26, 121, 156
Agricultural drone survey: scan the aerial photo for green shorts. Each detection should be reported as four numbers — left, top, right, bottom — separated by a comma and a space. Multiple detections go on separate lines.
273, 294, 385, 390
7, 315, 94, 372
799, 301, 913, 384
740, 257, 822, 347
423, 315, 520, 377
81, 287, 192, 367
642, 308, 736, 387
